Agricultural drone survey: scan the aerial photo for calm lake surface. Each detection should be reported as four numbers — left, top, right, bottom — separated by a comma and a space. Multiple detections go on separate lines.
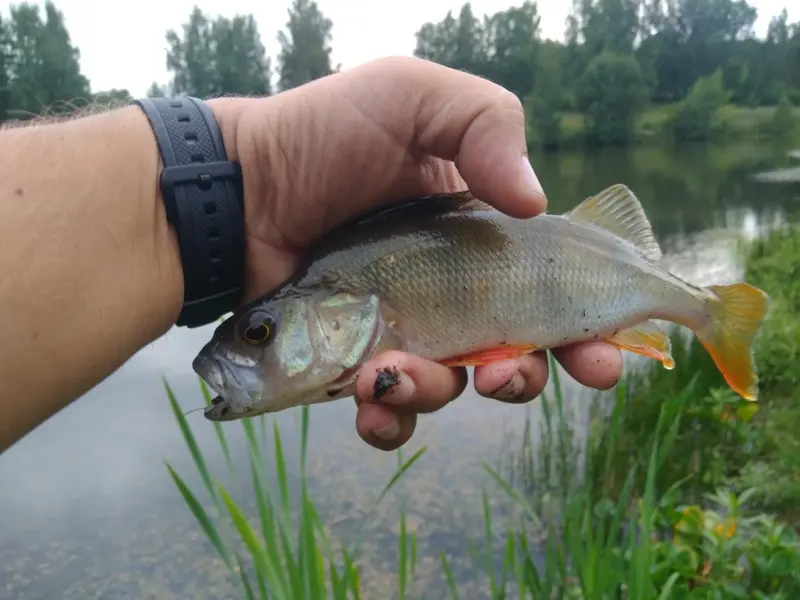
2, 141, 799, 599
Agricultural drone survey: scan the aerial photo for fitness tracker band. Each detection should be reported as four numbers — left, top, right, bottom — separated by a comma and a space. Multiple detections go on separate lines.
132, 96, 246, 328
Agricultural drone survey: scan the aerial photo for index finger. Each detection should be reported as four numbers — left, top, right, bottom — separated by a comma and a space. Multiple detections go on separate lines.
354, 57, 548, 218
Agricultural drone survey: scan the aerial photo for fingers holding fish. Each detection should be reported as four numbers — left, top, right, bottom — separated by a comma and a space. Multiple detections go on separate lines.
388, 57, 546, 218
474, 353, 549, 404
355, 402, 417, 452
355, 350, 469, 414
552, 342, 623, 391
194, 182, 768, 432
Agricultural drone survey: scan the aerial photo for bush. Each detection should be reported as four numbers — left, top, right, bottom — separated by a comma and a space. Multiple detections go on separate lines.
746, 227, 800, 395
576, 51, 649, 146
729, 227, 800, 514
670, 69, 731, 141
768, 93, 797, 138
524, 59, 563, 150
654, 488, 800, 595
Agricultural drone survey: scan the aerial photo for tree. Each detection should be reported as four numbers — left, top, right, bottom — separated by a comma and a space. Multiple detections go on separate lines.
669, 69, 731, 141
524, 41, 566, 149
414, 1, 547, 97
166, 7, 271, 98
92, 88, 132, 109
566, 0, 642, 86
146, 82, 167, 98
414, 3, 487, 75
213, 14, 272, 96
276, 0, 333, 91
6, 1, 90, 117
756, 10, 798, 103
576, 51, 649, 145
482, 1, 541, 98
636, 0, 758, 102
769, 92, 796, 137
0, 15, 12, 121
415, 11, 457, 66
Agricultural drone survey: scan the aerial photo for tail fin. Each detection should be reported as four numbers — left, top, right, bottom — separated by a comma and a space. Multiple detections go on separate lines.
697, 282, 770, 401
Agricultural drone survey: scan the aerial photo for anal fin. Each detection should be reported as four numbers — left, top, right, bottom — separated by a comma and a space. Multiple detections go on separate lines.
608, 321, 675, 369
440, 344, 539, 367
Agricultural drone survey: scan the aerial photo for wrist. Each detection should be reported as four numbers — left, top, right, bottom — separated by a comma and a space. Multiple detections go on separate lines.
122, 106, 186, 338
137, 96, 253, 328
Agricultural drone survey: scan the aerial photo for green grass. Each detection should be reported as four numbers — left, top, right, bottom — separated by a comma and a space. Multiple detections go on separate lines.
166, 377, 431, 599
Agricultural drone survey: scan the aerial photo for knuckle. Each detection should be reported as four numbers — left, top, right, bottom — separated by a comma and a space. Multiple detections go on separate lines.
366, 55, 426, 75
497, 88, 524, 115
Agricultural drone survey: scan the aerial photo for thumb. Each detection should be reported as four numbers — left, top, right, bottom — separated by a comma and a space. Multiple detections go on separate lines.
398, 58, 547, 218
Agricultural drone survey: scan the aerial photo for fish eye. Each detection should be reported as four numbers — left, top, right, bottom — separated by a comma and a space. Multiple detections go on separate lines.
239, 311, 276, 346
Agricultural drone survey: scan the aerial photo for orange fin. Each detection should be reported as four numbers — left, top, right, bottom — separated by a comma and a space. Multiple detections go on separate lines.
698, 282, 770, 402
440, 344, 539, 367
608, 321, 675, 369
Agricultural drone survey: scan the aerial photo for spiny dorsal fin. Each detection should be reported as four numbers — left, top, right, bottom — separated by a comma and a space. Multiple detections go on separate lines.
430, 190, 493, 212
567, 184, 663, 261
346, 191, 491, 231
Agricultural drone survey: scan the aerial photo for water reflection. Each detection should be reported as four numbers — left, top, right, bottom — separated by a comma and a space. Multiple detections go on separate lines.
1, 141, 797, 599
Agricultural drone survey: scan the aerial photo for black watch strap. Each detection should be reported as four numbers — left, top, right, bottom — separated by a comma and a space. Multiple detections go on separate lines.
133, 96, 246, 328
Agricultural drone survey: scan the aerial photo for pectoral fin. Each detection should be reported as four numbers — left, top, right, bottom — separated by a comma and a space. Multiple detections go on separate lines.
608, 321, 675, 369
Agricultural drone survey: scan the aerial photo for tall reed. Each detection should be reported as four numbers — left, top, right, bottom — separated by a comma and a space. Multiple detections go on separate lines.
165, 352, 705, 599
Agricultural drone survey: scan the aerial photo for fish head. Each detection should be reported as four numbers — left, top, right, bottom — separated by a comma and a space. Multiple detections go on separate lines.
193, 290, 385, 421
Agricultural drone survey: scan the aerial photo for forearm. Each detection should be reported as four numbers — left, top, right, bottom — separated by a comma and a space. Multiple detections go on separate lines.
0, 107, 184, 451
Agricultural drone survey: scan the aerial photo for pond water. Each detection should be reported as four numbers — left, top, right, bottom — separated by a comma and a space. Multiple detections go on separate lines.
1, 140, 799, 599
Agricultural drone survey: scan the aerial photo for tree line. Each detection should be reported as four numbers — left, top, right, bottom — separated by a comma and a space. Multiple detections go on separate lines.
414, 0, 800, 145
0, 0, 796, 146
0, 0, 336, 119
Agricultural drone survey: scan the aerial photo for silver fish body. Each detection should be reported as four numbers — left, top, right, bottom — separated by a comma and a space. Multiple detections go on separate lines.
194, 185, 768, 420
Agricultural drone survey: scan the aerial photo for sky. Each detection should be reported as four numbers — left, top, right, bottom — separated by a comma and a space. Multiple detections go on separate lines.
30, 0, 800, 97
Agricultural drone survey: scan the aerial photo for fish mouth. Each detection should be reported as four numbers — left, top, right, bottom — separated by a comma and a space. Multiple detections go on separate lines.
192, 353, 256, 418
192, 353, 225, 394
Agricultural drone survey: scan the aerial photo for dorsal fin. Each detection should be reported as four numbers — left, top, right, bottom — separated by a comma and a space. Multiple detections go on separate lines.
345, 191, 491, 231
567, 184, 662, 261
415, 190, 493, 212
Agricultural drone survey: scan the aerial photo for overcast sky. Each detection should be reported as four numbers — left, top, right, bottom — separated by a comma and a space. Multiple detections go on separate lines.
39, 0, 800, 96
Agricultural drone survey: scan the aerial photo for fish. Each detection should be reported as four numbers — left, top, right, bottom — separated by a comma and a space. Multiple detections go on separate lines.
192, 183, 770, 422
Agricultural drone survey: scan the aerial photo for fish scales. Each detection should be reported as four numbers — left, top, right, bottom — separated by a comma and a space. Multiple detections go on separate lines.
291, 210, 693, 360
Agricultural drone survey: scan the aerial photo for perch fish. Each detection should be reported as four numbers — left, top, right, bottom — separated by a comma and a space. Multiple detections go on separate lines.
192, 184, 770, 421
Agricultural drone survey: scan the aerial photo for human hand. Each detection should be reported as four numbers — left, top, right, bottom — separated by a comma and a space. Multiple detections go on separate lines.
208, 56, 622, 451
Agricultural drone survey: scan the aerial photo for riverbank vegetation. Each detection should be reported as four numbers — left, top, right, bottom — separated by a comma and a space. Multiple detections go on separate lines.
414, 0, 800, 150
562, 224, 800, 521
168, 223, 800, 597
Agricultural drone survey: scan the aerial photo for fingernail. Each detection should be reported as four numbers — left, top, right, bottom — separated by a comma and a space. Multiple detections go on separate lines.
520, 155, 546, 204
372, 367, 415, 405
372, 418, 400, 440
492, 372, 525, 400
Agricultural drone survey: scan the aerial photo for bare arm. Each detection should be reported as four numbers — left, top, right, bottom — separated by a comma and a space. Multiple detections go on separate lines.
0, 58, 622, 454
0, 107, 187, 450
